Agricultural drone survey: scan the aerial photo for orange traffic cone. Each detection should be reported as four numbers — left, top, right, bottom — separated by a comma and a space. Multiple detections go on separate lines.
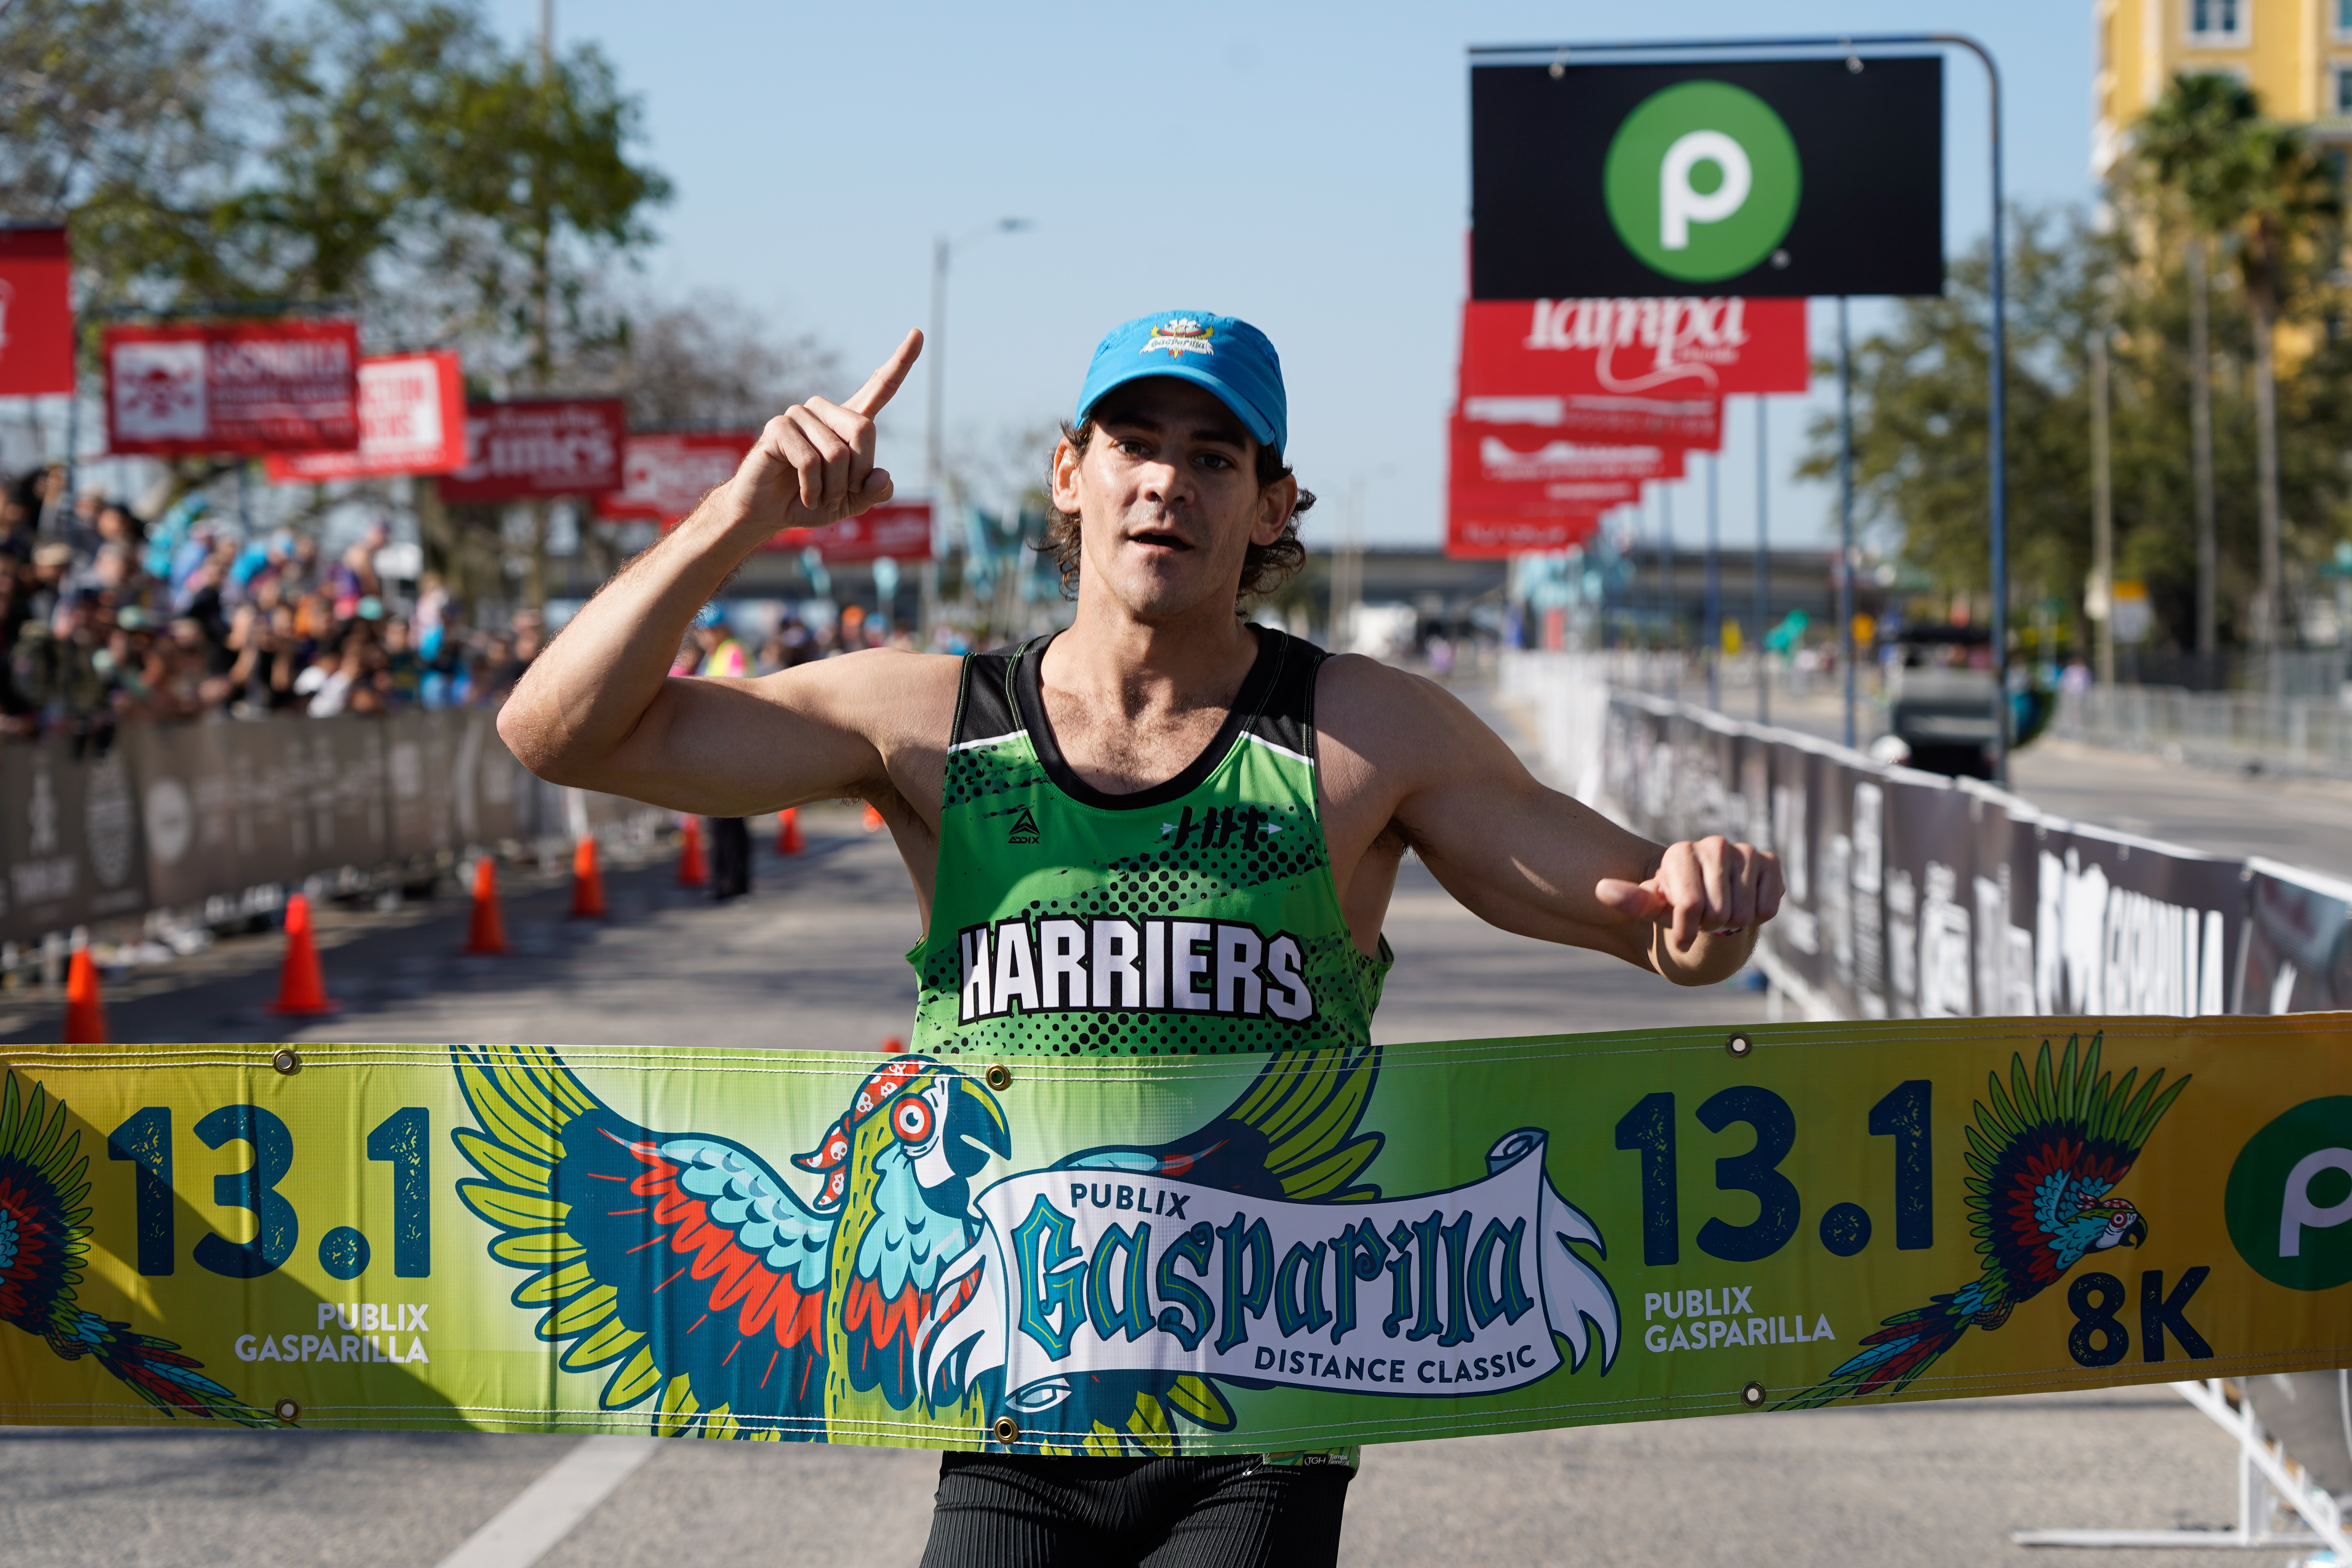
777, 808, 804, 856
570, 837, 608, 919
677, 816, 709, 887
880, 1036, 906, 1054
267, 894, 337, 1016
861, 803, 885, 833
64, 947, 108, 1045
463, 857, 510, 955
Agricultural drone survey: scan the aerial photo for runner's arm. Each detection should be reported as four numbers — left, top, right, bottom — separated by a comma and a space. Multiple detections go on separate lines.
497, 333, 941, 815
1320, 657, 1780, 985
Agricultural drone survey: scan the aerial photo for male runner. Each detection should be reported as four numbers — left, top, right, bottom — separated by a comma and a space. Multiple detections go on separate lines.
500, 310, 1782, 1567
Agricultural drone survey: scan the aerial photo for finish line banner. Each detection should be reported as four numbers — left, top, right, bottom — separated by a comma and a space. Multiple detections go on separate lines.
4, 1021, 2348, 1453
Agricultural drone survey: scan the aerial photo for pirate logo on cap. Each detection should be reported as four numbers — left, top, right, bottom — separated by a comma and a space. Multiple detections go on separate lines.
1143, 318, 1215, 358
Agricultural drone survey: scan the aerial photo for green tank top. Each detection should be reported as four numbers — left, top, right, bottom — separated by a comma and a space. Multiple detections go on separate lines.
907, 627, 1391, 1060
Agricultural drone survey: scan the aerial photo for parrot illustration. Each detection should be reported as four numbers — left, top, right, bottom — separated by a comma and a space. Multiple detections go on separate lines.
0, 1069, 274, 1426
1780, 1034, 2188, 1410
453, 1044, 1013, 1440
453, 1039, 1388, 1451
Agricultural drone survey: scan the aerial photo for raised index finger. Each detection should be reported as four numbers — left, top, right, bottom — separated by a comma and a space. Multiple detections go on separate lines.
844, 328, 925, 418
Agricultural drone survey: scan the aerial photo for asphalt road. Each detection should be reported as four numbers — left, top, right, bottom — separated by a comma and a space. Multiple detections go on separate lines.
1679, 685, 2352, 882
0, 719, 2300, 1567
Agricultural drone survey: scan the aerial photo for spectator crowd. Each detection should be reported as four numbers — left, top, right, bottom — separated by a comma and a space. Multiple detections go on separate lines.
1, 466, 543, 744
0, 466, 910, 746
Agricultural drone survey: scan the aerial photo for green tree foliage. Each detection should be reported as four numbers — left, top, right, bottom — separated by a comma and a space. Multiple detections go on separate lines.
1806, 198, 2352, 655
0, 0, 250, 223
16, 0, 666, 382
1801, 211, 2112, 612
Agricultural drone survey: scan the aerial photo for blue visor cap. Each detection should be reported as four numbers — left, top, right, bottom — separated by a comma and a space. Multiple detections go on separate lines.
1073, 311, 1287, 459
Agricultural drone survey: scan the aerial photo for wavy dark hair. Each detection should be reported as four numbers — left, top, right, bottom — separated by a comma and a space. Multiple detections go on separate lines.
1041, 419, 1314, 603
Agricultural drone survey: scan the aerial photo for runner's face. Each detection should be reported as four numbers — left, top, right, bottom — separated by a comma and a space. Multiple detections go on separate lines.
1054, 379, 1294, 620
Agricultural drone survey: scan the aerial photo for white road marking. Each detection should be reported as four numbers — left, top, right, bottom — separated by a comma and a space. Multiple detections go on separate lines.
434, 1437, 663, 1568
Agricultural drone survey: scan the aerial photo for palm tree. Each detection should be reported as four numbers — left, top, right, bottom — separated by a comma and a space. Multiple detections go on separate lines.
2136, 74, 2341, 662
2134, 73, 2252, 663
2228, 122, 2340, 659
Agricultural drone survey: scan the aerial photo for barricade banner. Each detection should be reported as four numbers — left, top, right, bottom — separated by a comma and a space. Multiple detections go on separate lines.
2241, 861, 2352, 1016
0, 742, 149, 940
1598, 692, 2251, 1025
4, 714, 635, 947
4, 1021, 2347, 1450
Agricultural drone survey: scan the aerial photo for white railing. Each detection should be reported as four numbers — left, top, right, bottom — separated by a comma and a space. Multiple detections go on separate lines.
2054, 684, 2352, 778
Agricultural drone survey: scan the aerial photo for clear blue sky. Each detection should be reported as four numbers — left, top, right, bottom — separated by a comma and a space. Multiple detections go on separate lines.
486, 0, 2100, 550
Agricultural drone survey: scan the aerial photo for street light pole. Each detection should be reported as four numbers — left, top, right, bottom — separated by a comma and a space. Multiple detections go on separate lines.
924, 218, 1032, 638
926, 236, 949, 500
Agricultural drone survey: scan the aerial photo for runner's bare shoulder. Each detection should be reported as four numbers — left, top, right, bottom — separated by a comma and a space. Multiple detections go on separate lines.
1311, 651, 1480, 782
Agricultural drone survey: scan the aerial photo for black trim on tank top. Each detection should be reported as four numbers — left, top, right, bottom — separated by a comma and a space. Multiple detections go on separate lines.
1246, 630, 1324, 765
949, 647, 1023, 748
1010, 626, 1289, 812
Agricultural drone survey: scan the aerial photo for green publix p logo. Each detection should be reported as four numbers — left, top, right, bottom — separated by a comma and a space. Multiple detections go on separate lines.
2226, 1096, 2352, 1290
1604, 81, 1801, 283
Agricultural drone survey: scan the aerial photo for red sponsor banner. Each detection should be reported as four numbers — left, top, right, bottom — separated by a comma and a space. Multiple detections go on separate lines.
771, 501, 934, 562
1460, 296, 1809, 400
1446, 512, 1603, 560
659, 499, 933, 560
1459, 391, 1719, 450
0, 228, 74, 397
263, 352, 464, 482
597, 431, 757, 523
104, 319, 361, 456
1448, 416, 1682, 508
438, 398, 626, 501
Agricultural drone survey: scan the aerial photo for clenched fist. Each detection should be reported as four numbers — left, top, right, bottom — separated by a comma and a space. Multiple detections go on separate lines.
1595, 835, 1784, 965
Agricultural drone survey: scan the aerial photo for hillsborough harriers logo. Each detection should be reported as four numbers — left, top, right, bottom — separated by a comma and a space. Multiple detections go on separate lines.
452, 1043, 1621, 1452
1144, 318, 1214, 358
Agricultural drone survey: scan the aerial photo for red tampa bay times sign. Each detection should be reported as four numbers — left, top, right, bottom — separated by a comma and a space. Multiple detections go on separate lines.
263, 352, 465, 483
598, 431, 755, 523
1461, 391, 1719, 451
0, 228, 74, 397
105, 319, 361, 456
1460, 297, 1809, 401
658, 499, 936, 562
1448, 512, 1602, 559
1445, 417, 1664, 561
438, 398, 626, 502
1449, 416, 1682, 501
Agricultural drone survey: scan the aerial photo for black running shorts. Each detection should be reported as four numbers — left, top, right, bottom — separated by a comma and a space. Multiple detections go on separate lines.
918, 1452, 1353, 1568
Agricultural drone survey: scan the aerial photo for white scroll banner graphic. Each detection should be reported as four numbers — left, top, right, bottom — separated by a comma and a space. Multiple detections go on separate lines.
920, 1131, 1621, 1412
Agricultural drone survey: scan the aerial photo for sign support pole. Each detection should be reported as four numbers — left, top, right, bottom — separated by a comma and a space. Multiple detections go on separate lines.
1704, 452, 1720, 711
1837, 298, 1857, 750
1657, 484, 1674, 695
1754, 399, 1770, 725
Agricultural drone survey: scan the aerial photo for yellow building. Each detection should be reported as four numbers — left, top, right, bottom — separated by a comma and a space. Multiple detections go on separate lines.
2095, 0, 2352, 172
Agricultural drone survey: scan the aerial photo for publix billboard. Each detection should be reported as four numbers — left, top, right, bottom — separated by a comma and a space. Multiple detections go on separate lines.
1471, 57, 1944, 300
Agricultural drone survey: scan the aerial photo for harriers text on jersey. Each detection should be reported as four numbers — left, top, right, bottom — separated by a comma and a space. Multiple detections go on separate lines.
907, 628, 1390, 1058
